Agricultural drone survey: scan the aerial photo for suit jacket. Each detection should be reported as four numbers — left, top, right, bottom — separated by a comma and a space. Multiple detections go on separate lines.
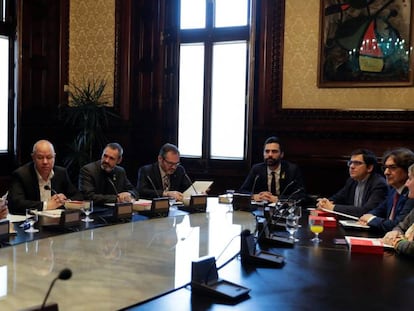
238, 161, 306, 201
368, 187, 414, 233
393, 208, 414, 257
136, 162, 192, 199
8, 162, 83, 215
79, 160, 138, 206
329, 173, 388, 217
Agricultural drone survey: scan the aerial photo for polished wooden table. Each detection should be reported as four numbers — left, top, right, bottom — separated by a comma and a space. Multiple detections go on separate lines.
0, 199, 256, 310
0, 199, 413, 310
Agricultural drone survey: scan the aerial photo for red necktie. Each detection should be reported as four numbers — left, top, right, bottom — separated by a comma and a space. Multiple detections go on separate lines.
389, 192, 400, 220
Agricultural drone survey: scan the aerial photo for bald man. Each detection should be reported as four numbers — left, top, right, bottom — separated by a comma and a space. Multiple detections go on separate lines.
8, 139, 83, 215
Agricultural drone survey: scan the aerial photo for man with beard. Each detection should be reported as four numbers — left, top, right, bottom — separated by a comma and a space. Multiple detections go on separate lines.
8, 139, 83, 214
239, 136, 306, 203
136, 143, 192, 201
359, 147, 414, 233
79, 142, 138, 206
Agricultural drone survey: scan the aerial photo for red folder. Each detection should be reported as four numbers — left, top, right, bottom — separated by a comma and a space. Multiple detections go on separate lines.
345, 237, 384, 255
308, 215, 337, 227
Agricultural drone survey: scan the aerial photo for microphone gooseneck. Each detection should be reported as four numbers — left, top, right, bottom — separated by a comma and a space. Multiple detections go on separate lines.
147, 175, 161, 198
40, 268, 72, 310
279, 180, 295, 198
251, 175, 259, 195
203, 233, 242, 284
107, 176, 119, 197
185, 173, 197, 195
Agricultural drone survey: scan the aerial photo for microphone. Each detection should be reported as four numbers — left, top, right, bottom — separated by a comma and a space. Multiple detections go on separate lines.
185, 173, 197, 194
146, 175, 160, 198
279, 180, 295, 198
107, 176, 119, 197
40, 268, 72, 310
44, 185, 57, 195
250, 175, 259, 195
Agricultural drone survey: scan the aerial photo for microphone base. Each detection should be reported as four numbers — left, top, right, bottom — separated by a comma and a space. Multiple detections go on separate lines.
21, 302, 58, 311
191, 256, 250, 301
241, 251, 285, 268
259, 235, 295, 248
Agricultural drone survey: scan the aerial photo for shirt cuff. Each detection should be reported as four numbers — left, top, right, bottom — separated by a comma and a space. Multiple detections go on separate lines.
367, 215, 376, 224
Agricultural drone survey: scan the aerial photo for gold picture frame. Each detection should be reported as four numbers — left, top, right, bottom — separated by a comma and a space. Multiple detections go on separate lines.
318, 0, 414, 88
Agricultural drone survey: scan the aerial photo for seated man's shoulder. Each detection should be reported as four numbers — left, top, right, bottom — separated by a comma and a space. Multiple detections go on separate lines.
81, 161, 100, 171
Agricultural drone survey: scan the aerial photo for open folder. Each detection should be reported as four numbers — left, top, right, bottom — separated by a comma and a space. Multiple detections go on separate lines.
183, 181, 213, 197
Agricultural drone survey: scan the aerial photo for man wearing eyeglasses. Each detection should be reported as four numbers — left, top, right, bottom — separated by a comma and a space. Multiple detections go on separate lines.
359, 147, 414, 232
317, 149, 387, 217
136, 143, 192, 201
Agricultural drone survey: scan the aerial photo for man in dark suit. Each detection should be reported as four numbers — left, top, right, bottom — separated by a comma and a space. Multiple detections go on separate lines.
137, 143, 192, 201
79, 142, 138, 206
8, 139, 82, 215
239, 136, 306, 203
383, 163, 414, 257
359, 147, 414, 233
317, 149, 388, 217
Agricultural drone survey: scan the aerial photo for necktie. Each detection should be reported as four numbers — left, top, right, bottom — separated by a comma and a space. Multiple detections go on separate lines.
354, 183, 362, 207
389, 192, 400, 220
270, 172, 276, 195
163, 175, 170, 191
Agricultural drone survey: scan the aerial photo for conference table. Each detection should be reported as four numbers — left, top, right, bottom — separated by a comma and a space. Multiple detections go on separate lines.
0, 198, 413, 310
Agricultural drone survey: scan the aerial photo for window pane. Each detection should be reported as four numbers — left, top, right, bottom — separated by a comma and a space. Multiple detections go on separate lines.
180, 0, 206, 29
0, 36, 8, 152
178, 44, 205, 157
215, 0, 248, 28
210, 42, 247, 159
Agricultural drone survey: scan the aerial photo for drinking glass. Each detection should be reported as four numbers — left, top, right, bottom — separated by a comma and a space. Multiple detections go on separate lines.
168, 197, 177, 210
286, 213, 299, 242
226, 189, 235, 204
25, 208, 39, 233
81, 201, 94, 222
309, 218, 323, 243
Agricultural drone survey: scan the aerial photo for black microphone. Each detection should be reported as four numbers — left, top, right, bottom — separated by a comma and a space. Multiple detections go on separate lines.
44, 185, 57, 195
107, 176, 119, 197
146, 175, 161, 198
184, 172, 198, 194
250, 175, 259, 195
202, 233, 242, 284
40, 268, 72, 310
279, 180, 295, 198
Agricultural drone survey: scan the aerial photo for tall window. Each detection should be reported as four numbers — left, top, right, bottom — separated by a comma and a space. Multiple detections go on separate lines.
178, 0, 252, 160
0, 0, 14, 153
0, 35, 8, 152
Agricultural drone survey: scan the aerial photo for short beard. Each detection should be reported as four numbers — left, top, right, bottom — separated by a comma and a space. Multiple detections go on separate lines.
265, 158, 280, 167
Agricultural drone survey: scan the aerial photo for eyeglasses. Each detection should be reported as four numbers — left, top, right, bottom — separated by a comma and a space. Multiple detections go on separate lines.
347, 160, 365, 167
163, 158, 180, 167
382, 165, 400, 171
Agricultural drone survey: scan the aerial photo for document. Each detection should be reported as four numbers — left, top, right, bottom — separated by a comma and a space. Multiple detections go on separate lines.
320, 208, 359, 220
183, 181, 213, 198
37, 209, 63, 218
339, 220, 369, 229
